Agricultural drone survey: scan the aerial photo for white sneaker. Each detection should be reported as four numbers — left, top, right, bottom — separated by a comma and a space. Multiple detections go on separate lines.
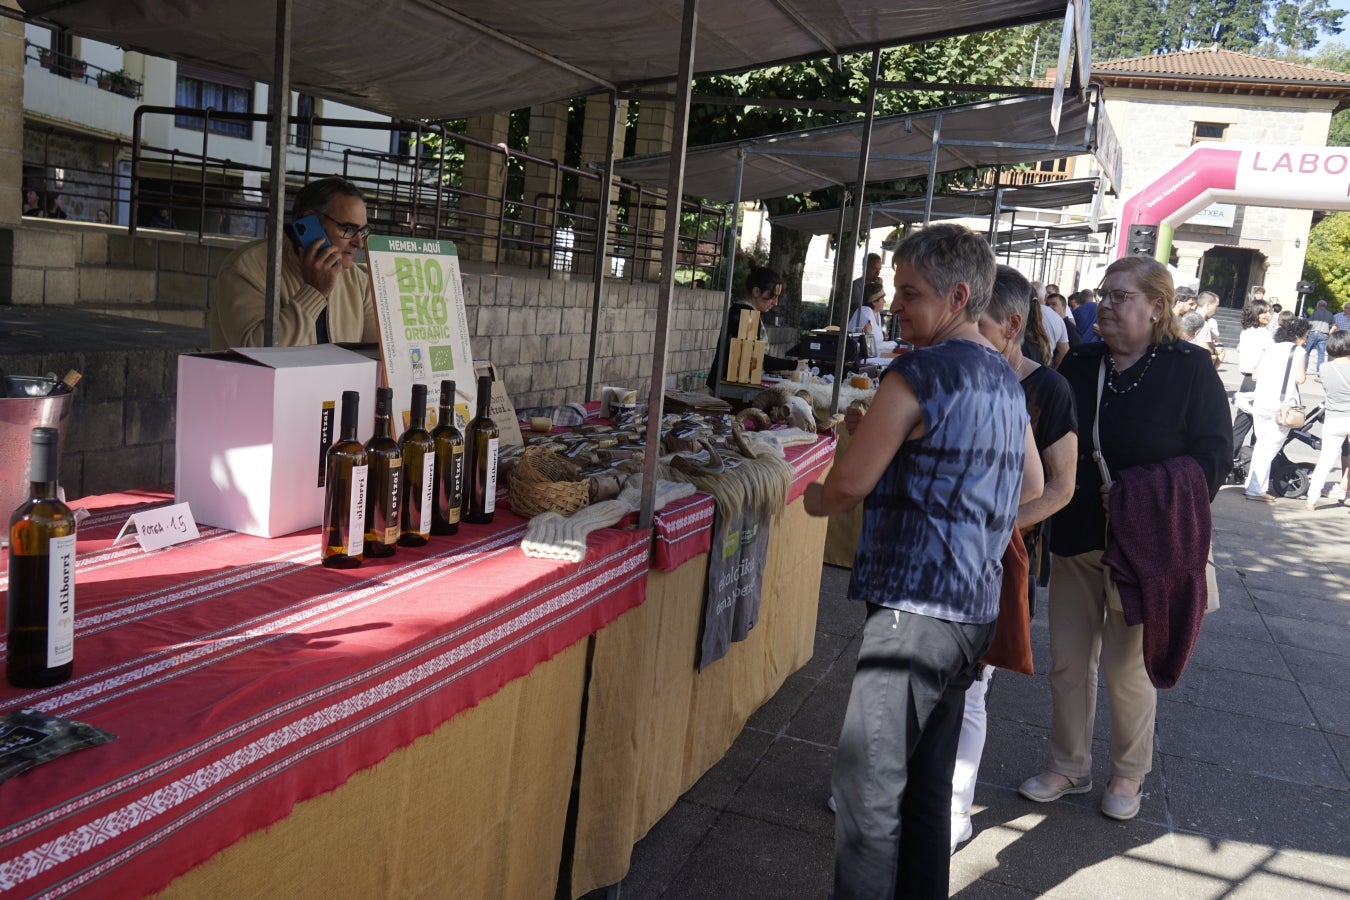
950, 815, 973, 854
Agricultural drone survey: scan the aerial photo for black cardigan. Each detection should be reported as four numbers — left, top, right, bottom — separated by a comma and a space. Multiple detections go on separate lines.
1050, 340, 1234, 557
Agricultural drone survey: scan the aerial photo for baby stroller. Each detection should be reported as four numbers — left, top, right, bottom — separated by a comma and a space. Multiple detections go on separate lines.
1229, 402, 1324, 498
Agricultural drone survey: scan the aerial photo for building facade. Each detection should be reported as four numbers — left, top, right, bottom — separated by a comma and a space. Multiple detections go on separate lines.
1084, 48, 1350, 307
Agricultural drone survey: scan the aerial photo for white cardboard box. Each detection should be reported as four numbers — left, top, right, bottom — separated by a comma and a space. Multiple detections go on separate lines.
175, 345, 378, 538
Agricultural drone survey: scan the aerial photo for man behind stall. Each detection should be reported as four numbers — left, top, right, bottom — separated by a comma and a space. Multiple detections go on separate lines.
209, 176, 379, 349
805, 223, 1041, 899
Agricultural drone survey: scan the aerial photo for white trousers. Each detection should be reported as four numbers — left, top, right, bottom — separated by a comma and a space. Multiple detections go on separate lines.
1246, 408, 1288, 496
951, 666, 992, 819
1307, 413, 1350, 502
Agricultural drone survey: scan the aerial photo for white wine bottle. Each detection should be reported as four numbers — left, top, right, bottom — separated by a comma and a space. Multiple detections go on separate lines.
321, 391, 368, 569
398, 383, 434, 547
364, 386, 402, 558
462, 373, 500, 524
7, 427, 77, 688
431, 379, 464, 536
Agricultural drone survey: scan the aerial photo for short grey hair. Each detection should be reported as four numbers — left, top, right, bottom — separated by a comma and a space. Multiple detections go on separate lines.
892, 223, 996, 321
1179, 310, 1205, 337
293, 176, 365, 216
984, 264, 1032, 333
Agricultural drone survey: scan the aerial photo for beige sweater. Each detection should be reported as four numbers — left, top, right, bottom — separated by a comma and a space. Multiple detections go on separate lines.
209, 239, 379, 349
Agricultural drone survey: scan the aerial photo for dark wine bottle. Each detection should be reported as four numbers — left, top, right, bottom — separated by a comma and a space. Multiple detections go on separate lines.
430, 379, 464, 536
7, 426, 77, 688
398, 383, 435, 547
462, 373, 500, 525
321, 390, 368, 569
364, 386, 402, 558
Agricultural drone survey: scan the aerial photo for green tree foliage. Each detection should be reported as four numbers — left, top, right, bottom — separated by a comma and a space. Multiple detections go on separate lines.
685, 30, 1034, 319
1090, 0, 1342, 60
1269, 1, 1345, 52
1308, 44, 1350, 145
1303, 212, 1350, 312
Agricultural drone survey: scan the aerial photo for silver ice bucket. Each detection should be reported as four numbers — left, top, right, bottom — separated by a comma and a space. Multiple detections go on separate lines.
0, 376, 74, 520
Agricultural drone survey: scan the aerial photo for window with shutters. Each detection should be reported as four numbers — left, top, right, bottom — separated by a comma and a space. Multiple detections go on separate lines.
175, 64, 254, 139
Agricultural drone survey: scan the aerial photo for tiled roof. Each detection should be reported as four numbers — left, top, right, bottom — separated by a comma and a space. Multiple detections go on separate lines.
1093, 47, 1350, 84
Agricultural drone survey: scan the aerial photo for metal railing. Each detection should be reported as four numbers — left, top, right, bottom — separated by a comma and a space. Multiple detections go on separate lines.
62, 108, 727, 282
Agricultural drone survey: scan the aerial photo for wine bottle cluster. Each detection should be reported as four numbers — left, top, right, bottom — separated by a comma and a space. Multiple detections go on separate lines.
319, 376, 497, 568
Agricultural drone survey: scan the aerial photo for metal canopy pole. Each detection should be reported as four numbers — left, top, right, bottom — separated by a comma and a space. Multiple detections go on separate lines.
638, 0, 698, 530
987, 167, 1003, 242
921, 114, 942, 227
828, 49, 881, 415
709, 148, 746, 397
262, 0, 293, 347
585, 91, 622, 399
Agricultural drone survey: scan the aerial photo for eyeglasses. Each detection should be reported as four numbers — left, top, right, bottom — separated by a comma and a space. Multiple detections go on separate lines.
319, 211, 372, 241
1098, 289, 1149, 305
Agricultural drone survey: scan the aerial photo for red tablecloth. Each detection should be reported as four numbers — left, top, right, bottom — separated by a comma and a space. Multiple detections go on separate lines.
648, 433, 835, 572
0, 492, 648, 898
0, 432, 835, 896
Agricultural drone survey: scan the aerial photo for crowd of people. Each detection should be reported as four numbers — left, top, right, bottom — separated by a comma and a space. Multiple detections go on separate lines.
798, 221, 1348, 898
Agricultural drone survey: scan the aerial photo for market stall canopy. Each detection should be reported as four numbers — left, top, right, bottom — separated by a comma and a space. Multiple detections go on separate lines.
768, 177, 1108, 234
20, 0, 1076, 120
611, 91, 1121, 203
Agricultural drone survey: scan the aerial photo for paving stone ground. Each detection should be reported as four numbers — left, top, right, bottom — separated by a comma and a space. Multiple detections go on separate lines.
607, 323, 1350, 898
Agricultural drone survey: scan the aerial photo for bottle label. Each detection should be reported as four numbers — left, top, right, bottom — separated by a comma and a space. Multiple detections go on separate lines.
48, 533, 76, 668
383, 459, 403, 543
483, 438, 499, 514
416, 453, 434, 533
316, 401, 335, 488
448, 445, 463, 524
348, 465, 368, 557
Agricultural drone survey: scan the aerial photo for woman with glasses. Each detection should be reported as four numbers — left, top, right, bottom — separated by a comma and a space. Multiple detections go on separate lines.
1019, 256, 1230, 822
209, 176, 379, 349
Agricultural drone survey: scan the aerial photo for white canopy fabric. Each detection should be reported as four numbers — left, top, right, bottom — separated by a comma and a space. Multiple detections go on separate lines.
768, 177, 1107, 234
21, 0, 1074, 120
611, 91, 1120, 202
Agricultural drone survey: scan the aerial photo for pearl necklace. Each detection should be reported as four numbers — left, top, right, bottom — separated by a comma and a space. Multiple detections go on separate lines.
1106, 346, 1158, 395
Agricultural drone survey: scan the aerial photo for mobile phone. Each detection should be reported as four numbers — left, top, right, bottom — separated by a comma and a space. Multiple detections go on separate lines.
285, 213, 332, 254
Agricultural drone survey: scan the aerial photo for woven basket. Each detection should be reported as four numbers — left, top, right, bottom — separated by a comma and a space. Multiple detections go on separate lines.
509, 446, 590, 518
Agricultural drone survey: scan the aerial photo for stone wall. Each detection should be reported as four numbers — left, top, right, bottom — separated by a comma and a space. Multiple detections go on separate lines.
462, 273, 726, 410
0, 222, 230, 328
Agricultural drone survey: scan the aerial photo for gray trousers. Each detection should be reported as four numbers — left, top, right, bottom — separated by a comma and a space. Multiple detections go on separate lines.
833, 605, 996, 900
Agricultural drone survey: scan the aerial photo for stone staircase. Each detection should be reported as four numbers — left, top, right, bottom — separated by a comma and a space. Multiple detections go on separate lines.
2, 220, 241, 333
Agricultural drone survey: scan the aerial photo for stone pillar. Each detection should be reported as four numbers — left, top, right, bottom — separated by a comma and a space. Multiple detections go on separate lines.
459, 112, 510, 263
0, 0, 26, 228
522, 102, 569, 271
631, 95, 675, 281
573, 95, 626, 277
1175, 244, 1203, 287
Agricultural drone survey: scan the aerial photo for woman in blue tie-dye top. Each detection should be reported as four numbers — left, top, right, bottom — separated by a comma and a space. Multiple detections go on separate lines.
805, 223, 1041, 899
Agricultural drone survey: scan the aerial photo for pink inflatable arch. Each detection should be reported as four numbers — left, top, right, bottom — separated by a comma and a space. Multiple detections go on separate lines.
1115, 143, 1350, 259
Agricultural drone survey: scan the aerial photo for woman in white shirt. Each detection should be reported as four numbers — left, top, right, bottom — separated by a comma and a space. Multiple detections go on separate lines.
1245, 318, 1309, 500
848, 282, 896, 355
1233, 300, 1273, 468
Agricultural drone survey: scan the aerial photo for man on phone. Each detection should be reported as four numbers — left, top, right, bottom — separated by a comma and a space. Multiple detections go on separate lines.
209, 176, 379, 349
